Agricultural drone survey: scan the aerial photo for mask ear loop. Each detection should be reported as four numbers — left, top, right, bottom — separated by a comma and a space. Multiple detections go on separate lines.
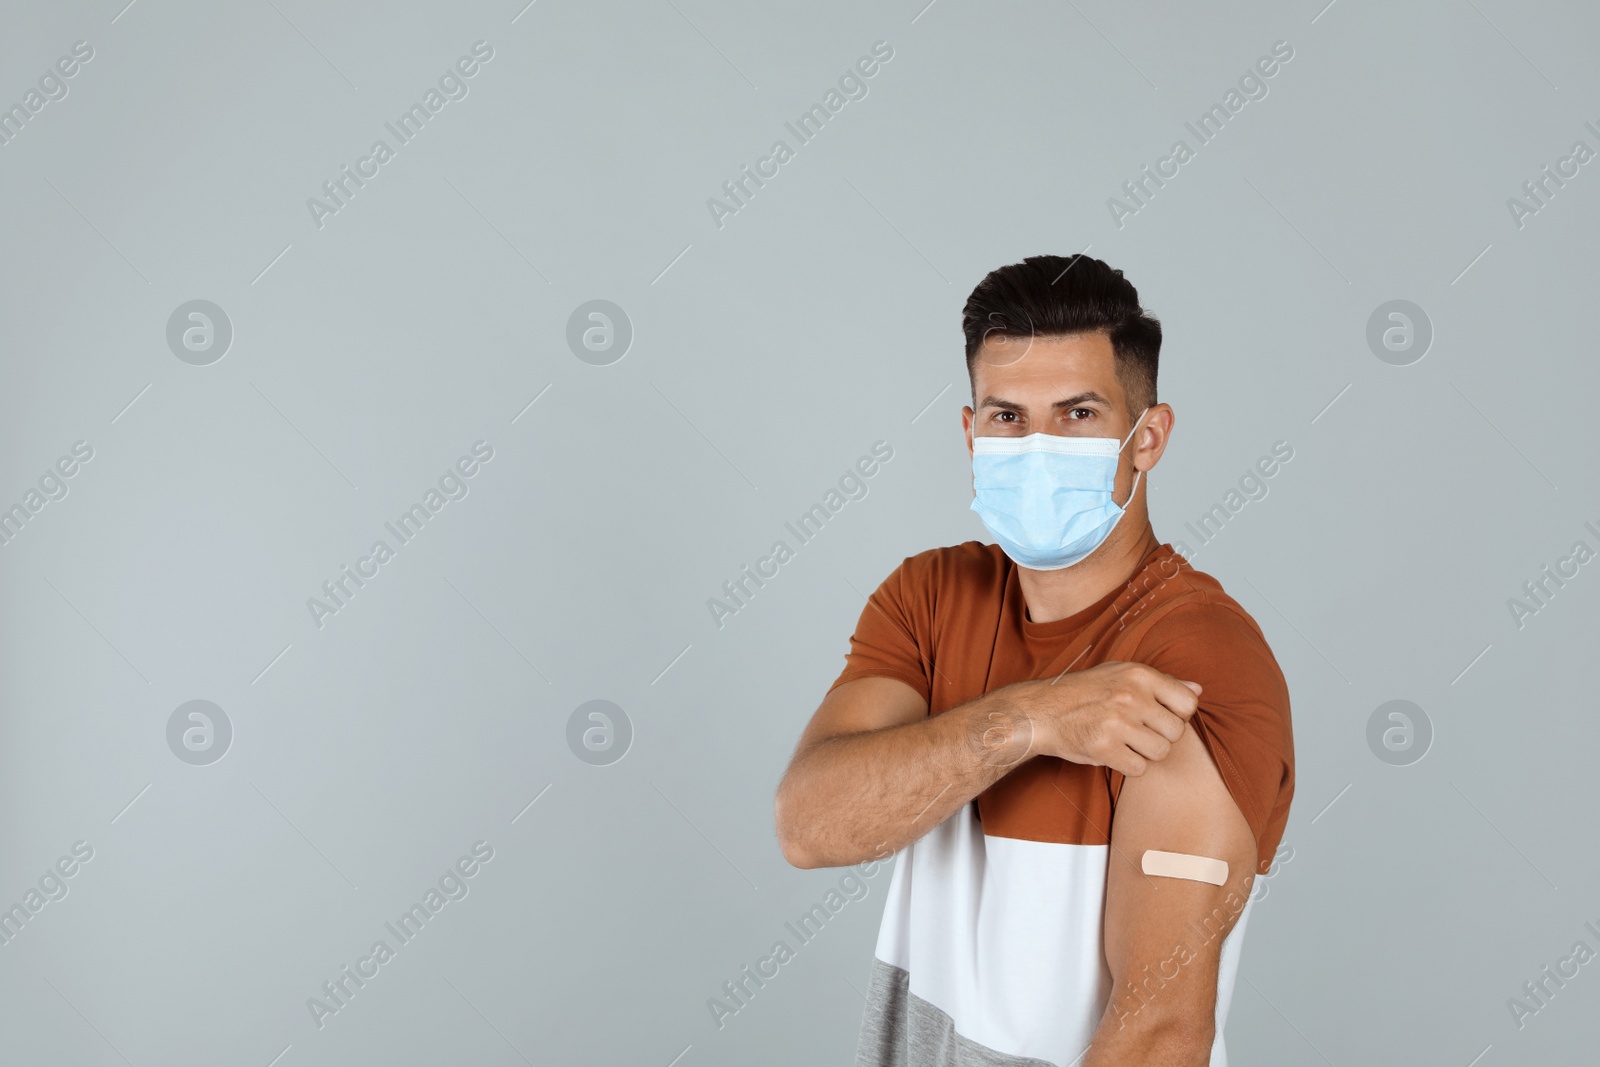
1115, 407, 1151, 508
1119, 406, 1151, 450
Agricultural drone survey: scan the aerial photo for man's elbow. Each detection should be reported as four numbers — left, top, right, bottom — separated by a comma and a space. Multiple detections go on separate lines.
1103, 1008, 1216, 1065
780, 842, 822, 869
773, 786, 822, 869
1147, 1017, 1216, 1066
776, 825, 822, 869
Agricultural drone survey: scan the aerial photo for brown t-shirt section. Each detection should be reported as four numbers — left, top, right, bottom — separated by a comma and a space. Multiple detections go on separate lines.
827, 541, 1295, 874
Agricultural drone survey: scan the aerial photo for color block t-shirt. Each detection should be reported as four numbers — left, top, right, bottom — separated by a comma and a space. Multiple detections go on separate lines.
829, 541, 1295, 1067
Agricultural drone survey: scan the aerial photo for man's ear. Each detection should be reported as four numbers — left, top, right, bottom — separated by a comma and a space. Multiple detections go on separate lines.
1133, 404, 1175, 473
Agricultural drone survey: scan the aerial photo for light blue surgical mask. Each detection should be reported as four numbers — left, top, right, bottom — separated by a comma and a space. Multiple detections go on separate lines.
969, 408, 1149, 571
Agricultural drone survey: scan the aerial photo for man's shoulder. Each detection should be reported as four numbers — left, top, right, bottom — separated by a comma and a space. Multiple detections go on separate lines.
896, 537, 1004, 579
892, 540, 1009, 593
1121, 549, 1273, 652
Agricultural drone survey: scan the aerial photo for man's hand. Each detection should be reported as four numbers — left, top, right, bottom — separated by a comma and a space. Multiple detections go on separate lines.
1005, 661, 1203, 777
776, 663, 1200, 870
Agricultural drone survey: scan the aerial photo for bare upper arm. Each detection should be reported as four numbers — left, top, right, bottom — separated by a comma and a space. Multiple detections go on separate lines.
1097, 723, 1258, 1040
788, 675, 929, 763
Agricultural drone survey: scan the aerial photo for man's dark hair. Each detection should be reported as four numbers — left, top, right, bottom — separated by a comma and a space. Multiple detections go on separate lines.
961, 254, 1162, 416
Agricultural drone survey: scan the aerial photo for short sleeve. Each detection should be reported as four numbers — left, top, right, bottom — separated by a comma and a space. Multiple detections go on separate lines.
826, 555, 934, 706
1116, 599, 1295, 874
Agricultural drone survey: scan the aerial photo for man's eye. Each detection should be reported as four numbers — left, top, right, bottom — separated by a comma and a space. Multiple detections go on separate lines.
995, 412, 1016, 423
1068, 408, 1094, 420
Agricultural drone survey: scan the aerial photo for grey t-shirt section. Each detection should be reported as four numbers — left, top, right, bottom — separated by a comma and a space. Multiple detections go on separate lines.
855, 958, 1060, 1067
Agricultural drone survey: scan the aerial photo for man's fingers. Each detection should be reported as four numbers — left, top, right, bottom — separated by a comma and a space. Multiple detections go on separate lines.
1143, 708, 1189, 744
1149, 674, 1202, 719
1109, 749, 1149, 778
1125, 728, 1173, 764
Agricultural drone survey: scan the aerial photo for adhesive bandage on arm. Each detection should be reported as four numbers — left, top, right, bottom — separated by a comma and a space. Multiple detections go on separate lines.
1140, 849, 1229, 886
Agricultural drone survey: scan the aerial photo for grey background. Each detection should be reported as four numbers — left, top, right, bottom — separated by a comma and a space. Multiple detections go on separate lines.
1, 0, 1596, 1064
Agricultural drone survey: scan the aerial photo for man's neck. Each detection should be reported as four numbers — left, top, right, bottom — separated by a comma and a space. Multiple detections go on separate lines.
1016, 521, 1162, 625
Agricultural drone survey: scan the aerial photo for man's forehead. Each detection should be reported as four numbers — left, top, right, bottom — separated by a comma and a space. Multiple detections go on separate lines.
974, 330, 1112, 361
972, 332, 1123, 400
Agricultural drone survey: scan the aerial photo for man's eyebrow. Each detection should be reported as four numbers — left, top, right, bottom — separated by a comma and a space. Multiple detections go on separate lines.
977, 391, 1113, 411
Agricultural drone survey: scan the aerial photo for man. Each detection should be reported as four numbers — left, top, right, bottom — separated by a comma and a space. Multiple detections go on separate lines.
773, 254, 1295, 1066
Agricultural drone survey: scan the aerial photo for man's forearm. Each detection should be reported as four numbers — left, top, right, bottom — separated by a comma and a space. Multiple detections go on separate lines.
776, 686, 1033, 868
